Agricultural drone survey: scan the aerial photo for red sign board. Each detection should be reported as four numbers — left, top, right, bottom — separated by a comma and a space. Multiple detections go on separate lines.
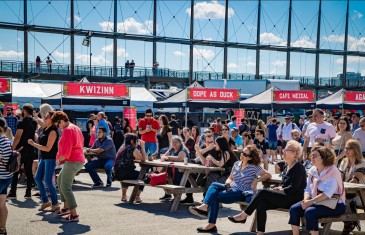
273, 90, 314, 102
344, 92, 365, 102
0, 78, 11, 93
234, 109, 245, 125
123, 107, 137, 130
64, 82, 129, 98
4, 103, 19, 115
188, 88, 240, 101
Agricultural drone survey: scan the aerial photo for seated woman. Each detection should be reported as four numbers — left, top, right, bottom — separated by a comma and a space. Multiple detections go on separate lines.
159, 136, 189, 201
189, 145, 271, 233
229, 140, 307, 235
289, 147, 346, 235
339, 139, 365, 234
117, 133, 147, 203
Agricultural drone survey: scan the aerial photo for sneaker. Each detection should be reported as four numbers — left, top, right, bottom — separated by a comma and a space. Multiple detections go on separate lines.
180, 196, 194, 204
56, 208, 70, 216
7, 192, 16, 200
62, 214, 79, 222
159, 194, 172, 201
92, 182, 103, 188
24, 191, 31, 199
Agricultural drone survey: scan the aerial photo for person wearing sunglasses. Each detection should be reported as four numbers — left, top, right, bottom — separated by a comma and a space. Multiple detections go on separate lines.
352, 117, 365, 158
338, 139, 365, 234
229, 140, 306, 235
221, 124, 236, 151
242, 131, 253, 148
138, 109, 160, 157
189, 145, 271, 233
290, 147, 346, 235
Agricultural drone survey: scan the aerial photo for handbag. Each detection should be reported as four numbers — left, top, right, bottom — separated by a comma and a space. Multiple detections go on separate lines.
145, 163, 175, 186
317, 198, 339, 209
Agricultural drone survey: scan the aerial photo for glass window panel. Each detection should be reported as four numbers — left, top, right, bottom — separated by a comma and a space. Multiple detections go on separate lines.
27, 1, 70, 28
156, 43, 189, 71
227, 48, 256, 75
0, 29, 24, 61
348, 1, 365, 52
259, 50, 286, 77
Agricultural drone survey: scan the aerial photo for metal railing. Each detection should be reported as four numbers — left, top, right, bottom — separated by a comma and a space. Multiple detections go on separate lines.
1, 60, 364, 88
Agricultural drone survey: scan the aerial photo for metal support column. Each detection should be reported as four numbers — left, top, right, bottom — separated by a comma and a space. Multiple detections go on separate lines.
70, 0, 74, 77
23, 0, 28, 77
223, 0, 229, 79
189, 0, 194, 84
113, 0, 118, 78
342, 0, 350, 88
255, 0, 261, 79
152, 0, 157, 66
314, 0, 322, 99
286, 0, 292, 80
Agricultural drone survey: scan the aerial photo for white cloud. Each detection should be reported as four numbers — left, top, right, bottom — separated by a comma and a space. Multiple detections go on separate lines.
0, 50, 24, 58
173, 51, 185, 56
247, 61, 255, 67
362, 70, 365, 75
187, 0, 234, 20
292, 36, 316, 48
76, 53, 108, 65
101, 44, 128, 57
323, 34, 345, 43
193, 48, 215, 59
0, 44, 2, 50
323, 34, 365, 51
353, 10, 363, 19
53, 49, 70, 59
74, 15, 81, 23
337, 56, 365, 64
260, 32, 286, 45
272, 60, 286, 67
99, 17, 154, 34
227, 63, 237, 69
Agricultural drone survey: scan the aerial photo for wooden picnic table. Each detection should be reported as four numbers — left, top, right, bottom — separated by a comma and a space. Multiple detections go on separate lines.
125, 159, 224, 212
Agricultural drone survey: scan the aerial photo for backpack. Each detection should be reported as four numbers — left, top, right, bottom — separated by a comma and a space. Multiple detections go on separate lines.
112, 145, 136, 181
238, 123, 249, 135
114, 123, 122, 134
0, 144, 22, 174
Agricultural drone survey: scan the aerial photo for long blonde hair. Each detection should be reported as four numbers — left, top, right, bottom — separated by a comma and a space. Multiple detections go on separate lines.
343, 139, 363, 165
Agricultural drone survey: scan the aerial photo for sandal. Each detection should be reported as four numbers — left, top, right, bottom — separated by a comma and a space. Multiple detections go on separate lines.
51, 203, 60, 212
56, 208, 70, 216
38, 201, 52, 211
62, 214, 79, 222
121, 195, 128, 202
342, 221, 356, 235
135, 196, 142, 203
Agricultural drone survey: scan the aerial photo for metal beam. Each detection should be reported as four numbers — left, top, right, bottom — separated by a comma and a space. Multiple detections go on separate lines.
23, 0, 28, 76
113, 0, 117, 78
223, 0, 228, 79
189, 0, 194, 84
286, 0, 292, 80
255, 0, 261, 79
342, 0, 350, 88
70, 0, 74, 76
314, 0, 322, 96
152, 0, 157, 65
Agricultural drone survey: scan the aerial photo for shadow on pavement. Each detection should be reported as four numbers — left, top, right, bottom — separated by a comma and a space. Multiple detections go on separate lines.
8, 198, 38, 209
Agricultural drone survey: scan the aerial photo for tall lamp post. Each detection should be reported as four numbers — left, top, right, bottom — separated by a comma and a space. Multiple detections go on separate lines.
82, 31, 93, 77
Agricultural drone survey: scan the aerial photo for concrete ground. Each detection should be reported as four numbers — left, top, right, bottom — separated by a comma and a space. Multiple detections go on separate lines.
5, 164, 365, 235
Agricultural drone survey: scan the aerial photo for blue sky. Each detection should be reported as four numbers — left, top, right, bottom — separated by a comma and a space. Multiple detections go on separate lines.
0, 0, 364, 77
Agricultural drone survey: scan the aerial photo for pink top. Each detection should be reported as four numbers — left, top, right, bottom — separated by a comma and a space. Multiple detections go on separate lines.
57, 124, 85, 163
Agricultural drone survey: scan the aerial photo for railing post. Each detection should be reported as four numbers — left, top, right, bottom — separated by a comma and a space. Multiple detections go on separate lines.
67, 65, 69, 75
0, 61, 2, 71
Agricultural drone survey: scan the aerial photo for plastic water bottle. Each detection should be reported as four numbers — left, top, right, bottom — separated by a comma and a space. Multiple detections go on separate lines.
184, 156, 188, 165
324, 138, 330, 147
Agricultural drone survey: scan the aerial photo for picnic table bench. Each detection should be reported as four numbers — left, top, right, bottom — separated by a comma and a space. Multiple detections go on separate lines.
121, 159, 224, 212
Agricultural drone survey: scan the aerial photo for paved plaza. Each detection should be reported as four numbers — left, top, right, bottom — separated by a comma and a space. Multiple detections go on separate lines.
5, 165, 365, 235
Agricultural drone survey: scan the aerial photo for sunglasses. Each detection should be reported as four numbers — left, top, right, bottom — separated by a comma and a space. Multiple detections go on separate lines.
222, 129, 228, 131
344, 147, 353, 150
241, 152, 250, 157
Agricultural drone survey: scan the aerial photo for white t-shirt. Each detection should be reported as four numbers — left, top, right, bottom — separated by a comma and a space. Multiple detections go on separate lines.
305, 121, 336, 147
353, 129, 365, 152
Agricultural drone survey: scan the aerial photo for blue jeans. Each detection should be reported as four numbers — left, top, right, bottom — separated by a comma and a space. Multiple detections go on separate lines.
203, 183, 245, 224
34, 159, 58, 205
0, 177, 13, 195
84, 158, 114, 185
144, 142, 157, 156
289, 201, 346, 231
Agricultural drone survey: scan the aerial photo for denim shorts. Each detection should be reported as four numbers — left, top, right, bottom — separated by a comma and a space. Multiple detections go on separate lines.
268, 141, 278, 150
0, 177, 13, 195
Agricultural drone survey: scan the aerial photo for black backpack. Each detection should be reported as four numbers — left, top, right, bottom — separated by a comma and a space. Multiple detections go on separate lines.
0, 144, 22, 173
112, 145, 136, 181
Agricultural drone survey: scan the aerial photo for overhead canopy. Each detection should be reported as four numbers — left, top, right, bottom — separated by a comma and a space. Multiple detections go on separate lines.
317, 89, 365, 109
240, 87, 316, 109
154, 82, 240, 109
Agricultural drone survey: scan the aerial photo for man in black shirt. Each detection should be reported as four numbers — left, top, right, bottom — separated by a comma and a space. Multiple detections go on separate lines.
8, 103, 37, 199
168, 114, 181, 136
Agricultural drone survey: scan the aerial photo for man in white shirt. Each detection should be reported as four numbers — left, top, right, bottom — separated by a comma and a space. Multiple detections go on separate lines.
302, 109, 336, 161
276, 115, 300, 149
353, 117, 365, 157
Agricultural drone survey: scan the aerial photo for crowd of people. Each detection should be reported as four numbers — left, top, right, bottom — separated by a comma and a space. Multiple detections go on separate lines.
0, 104, 365, 235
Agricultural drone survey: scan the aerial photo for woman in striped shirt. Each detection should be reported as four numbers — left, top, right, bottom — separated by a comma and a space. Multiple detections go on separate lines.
0, 118, 13, 235
189, 145, 271, 233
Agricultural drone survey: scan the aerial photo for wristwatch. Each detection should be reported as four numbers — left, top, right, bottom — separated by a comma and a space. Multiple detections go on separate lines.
311, 199, 317, 205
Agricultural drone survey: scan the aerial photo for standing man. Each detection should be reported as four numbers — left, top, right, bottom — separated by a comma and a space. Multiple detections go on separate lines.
169, 114, 181, 136
351, 112, 361, 133
138, 109, 160, 156
301, 110, 313, 137
85, 127, 116, 187
7, 103, 37, 199
4, 106, 18, 136
266, 118, 278, 161
96, 112, 110, 137
302, 108, 336, 161
130, 60, 135, 78
46, 56, 52, 74
276, 115, 300, 149
227, 116, 237, 130
353, 117, 365, 157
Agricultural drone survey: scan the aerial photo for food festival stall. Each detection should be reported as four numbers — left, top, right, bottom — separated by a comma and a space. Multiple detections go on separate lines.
317, 88, 365, 111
